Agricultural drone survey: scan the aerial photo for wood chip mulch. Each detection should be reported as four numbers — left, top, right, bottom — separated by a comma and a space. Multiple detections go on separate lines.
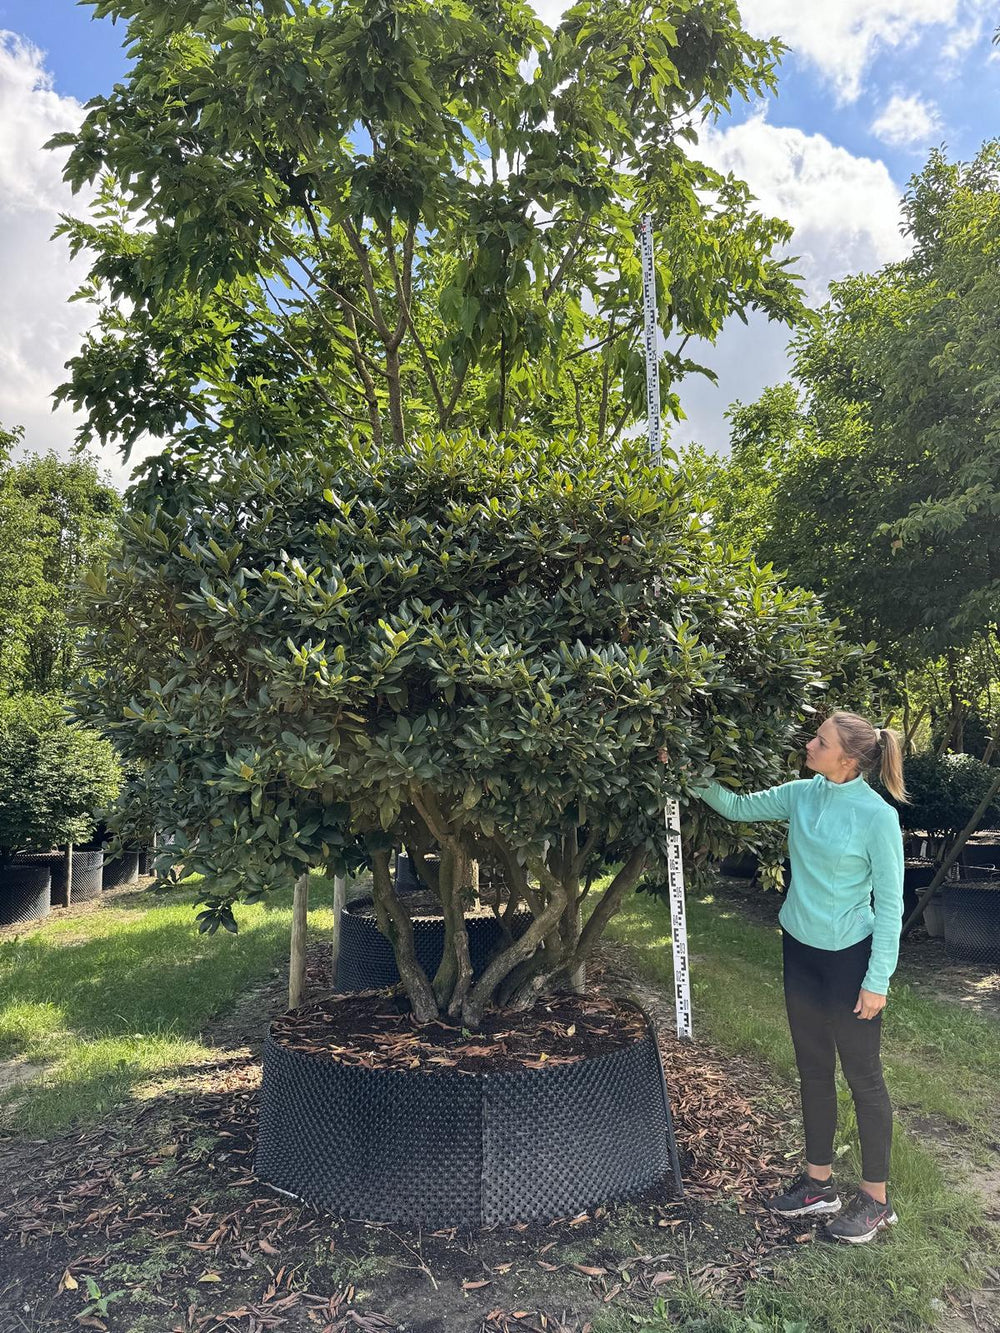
0, 945, 809, 1333
271, 991, 647, 1075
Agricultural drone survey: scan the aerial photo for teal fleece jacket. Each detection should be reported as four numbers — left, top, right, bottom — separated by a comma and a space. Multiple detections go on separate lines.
693, 773, 904, 995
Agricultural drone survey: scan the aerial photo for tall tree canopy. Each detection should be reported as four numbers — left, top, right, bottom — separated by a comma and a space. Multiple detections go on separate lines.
685, 141, 1000, 667
50, 0, 807, 459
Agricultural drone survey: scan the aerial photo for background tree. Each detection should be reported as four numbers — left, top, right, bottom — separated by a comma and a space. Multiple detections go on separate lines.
682, 141, 1000, 750
78, 433, 855, 1025
0, 435, 120, 695
51, 0, 807, 461
0, 694, 121, 863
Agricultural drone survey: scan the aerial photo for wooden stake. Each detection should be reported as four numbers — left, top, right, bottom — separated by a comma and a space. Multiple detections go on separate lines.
331, 874, 347, 987
289, 872, 310, 1010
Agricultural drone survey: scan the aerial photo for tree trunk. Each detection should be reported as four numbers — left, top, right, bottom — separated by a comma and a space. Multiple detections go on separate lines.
904, 702, 928, 755
446, 848, 475, 1020
370, 849, 438, 1022
432, 847, 459, 1008
289, 872, 309, 1010
461, 865, 568, 1028
560, 833, 585, 993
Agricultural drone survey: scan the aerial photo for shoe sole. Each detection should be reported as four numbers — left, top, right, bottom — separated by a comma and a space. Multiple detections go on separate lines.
827, 1211, 898, 1244
770, 1197, 842, 1218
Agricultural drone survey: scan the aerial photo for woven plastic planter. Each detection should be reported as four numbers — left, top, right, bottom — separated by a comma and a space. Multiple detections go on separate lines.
72, 849, 105, 903
102, 850, 140, 889
12, 851, 70, 907
256, 1002, 681, 1226
0, 861, 52, 926
335, 896, 532, 992
943, 882, 1000, 965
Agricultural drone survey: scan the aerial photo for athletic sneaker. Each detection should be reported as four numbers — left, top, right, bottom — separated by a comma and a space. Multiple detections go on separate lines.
824, 1189, 897, 1244
768, 1171, 842, 1218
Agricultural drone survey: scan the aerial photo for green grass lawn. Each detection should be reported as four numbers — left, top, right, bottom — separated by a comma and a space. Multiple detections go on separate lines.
0, 873, 339, 1134
606, 886, 999, 1333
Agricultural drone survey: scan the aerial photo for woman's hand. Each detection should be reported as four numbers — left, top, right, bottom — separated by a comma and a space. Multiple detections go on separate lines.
854, 988, 887, 1020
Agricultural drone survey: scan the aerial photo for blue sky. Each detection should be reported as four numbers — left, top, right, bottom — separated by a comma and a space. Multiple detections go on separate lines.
1, 1, 998, 480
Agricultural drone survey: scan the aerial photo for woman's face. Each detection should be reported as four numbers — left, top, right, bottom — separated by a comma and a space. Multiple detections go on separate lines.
804, 717, 856, 780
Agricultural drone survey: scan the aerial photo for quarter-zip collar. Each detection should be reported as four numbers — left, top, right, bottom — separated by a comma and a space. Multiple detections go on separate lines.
814, 773, 866, 795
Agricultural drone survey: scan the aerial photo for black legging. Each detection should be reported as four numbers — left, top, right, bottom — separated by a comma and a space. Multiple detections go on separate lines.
782, 929, 893, 1182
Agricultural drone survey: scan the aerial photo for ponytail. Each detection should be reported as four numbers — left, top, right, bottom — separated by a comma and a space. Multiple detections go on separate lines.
830, 711, 909, 803
875, 727, 909, 804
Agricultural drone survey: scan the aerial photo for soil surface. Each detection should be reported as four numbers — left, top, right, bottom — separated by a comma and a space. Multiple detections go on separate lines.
0, 934, 815, 1333
272, 992, 647, 1074
1, 880, 999, 1332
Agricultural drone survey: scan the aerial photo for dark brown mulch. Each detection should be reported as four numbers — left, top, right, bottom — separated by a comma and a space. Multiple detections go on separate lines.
271, 992, 647, 1075
0, 943, 811, 1333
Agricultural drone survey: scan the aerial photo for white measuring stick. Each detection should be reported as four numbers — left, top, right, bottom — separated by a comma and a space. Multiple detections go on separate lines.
640, 213, 693, 1040
639, 215, 663, 466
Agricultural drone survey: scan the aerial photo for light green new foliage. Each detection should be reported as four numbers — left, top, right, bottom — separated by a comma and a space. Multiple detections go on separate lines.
51, 0, 808, 458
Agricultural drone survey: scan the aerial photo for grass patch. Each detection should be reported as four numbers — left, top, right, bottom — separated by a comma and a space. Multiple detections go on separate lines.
606, 887, 994, 1333
0, 872, 338, 1134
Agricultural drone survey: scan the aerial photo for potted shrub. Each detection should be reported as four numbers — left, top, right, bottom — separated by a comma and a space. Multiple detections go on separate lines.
0, 694, 121, 920
885, 752, 1000, 940
80, 433, 853, 1224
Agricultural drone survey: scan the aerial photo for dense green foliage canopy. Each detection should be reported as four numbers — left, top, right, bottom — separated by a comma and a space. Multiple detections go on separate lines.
0, 431, 120, 695
79, 434, 853, 1023
888, 751, 1000, 847
51, 0, 806, 459
0, 694, 121, 862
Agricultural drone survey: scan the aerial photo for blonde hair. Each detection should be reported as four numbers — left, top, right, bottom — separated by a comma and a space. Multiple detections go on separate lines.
829, 710, 909, 803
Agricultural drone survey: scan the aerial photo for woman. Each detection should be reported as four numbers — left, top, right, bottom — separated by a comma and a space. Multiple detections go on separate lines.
684, 710, 906, 1244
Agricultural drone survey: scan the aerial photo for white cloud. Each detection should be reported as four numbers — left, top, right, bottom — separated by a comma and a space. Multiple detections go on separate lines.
870, 93, 942, 148
0, 33, 147, 489
941, 17, 985, 63
738, 0, 992, 102
698, 110, 908, 303
670, 112, 909, 451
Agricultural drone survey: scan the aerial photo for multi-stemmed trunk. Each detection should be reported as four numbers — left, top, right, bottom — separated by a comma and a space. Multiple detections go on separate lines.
366, 792, 649, 1029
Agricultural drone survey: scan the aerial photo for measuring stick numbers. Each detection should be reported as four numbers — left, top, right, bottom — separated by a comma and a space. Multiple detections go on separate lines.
639, 213, 693, 1040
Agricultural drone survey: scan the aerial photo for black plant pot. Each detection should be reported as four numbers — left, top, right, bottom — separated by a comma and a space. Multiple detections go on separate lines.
72, 849, 105, 902
903, 860, 936, 923
718, 851, 759, 878
943, 882, 1000, 965
0, 861, 52, 926
102, 850, 140, 889
335, 896, 532, 992
961, 843, 1000, 874
12, 851, 71, 907
394, 853, 422, 895
256, 1002, 680, 1227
